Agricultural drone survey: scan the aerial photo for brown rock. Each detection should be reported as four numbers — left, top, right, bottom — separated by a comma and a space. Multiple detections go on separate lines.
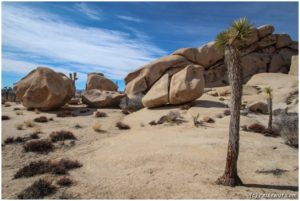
86, 73, 118, 91
241, 53, 268, 78
269, 54, 286, 72
82, 89, 124, 108
276, 34, 292, 49
13, 67, 75, 110
258, 34, 277, 48
169, 65, 205, 105
248, 102, 268, 114
289, 41, 298, 51
257, 24, 275, 38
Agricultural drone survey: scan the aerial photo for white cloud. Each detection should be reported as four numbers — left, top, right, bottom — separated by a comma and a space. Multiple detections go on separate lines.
117, 15, 142, 23
2, 4, 166, 80
74, 3, 102, 21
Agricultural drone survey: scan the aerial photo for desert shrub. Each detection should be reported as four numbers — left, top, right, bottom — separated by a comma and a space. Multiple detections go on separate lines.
247, 123, 266, 133
116, 122, 130, 130
192, 114, 203, 127
157, 111, 184, 125
15, 137, 24, 143
95, 111, 107, 118
4, 137, 14, 144
255, 168, 288, 176
202, 116, 215, 123
14, 159, 82, 179
4, 102, 11, 107
74, 123, 82, 129
17, 179, 56, 199
16, 111, 24, 115
49, 117, 54, 121
57, 177, 73, 186
92, 122, 105, 132
149, 120, 157, 126
34, 116, 48, 123
24, 139, 54, 153
56, 110, 75, 118
50, 130, 77, 142
16, 123, 24, 130
13, 107, 21, 111
2, 115, 10, 120
24, 120, 36, 128
223, 109, 231, 116
30, 133, 40, 139
273, 113, 298, 148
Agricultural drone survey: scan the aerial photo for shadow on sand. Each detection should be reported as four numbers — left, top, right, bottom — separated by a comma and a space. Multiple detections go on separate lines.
243, 183, 298, 191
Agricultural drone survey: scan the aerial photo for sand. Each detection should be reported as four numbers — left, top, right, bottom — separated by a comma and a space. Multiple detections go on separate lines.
2, 88, 298, 199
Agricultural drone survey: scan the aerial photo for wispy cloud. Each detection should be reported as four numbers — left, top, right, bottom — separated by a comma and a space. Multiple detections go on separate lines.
74, 3, 102, 21
2, 4, 166, 81
117, 15, 142, 23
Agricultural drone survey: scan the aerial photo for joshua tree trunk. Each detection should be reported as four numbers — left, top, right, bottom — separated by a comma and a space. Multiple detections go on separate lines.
267, 97, 272, 130
216, 45, 243, 186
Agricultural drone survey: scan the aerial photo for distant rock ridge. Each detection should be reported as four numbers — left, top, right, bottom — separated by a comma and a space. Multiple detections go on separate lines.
124, 24, 298, 108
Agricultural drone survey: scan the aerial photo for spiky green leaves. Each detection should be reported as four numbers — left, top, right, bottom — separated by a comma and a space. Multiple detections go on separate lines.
264, 87, 273, 98
215, 17, 253, 50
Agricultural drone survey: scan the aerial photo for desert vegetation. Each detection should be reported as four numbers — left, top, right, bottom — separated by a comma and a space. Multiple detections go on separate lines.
34, 116, 49, 123
17, 179, 56, 199
50, 130, 77, 142
2, 115, 10, 120
23, 139, 54, 153
116, 121, 131, 130
95, 111, 107, 117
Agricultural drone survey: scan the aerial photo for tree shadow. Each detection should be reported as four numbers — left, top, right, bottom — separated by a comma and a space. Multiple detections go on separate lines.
193, 100, 228, 108
242, 183, 298, 191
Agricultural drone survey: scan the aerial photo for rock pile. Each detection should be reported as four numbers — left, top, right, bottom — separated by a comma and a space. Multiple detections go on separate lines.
124, 24, 298, 108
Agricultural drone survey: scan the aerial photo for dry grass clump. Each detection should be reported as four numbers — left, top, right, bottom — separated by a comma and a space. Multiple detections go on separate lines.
16, 111, 24, 115
13, 107, 21, 111
24, 120, 36, 128
34, 116, 48, 123
14, 159, 82, 179
4, 102, 11, 107
17, 179, 56, 199
95, 111, 107, 118
56, 110, 76, 118
202, 116, 215, 123
16, 123, 24, 130
2, 115, 10, 120
116, 121, 130, 130
4, 137, 15, 144
23, 139, 54, 153
192, 114, 203, 127
57, 177, 73, 186
247, 123, 266, 133
49, 117, 54, 121
50, 130, 77, 142
92, 122, 105, 133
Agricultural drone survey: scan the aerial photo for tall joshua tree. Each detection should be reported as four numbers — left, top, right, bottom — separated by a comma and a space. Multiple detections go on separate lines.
215, 17, 253, 186
264, 87, 273, 130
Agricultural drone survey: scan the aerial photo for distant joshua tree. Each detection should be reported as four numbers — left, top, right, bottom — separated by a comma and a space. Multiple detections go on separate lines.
69, 72, 78, 97
215, 17, 253, 186
264, 87, 273, 130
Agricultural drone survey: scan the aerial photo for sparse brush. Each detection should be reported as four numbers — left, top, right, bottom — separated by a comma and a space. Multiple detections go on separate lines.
247, 123, 266, 134
223, 109, 231, 116
157, 111, 184, 125
13, 107, 21, 111
149, 120, 157, 126
16, 123, 24, 130
95, 111, 107, 118
16, 111, 24, 115
92, 122, 105, 132
116, 121, 130, 130
57, 177, 73, 186
74, 123, 82, 129
15, 136, 24, 143
34, 116, 48, 123
17, 179, 56, 199
2, 115, 10, 120
192, 114, 203, 127
202, 116, 215, 123
14, 159, 82, 179
30, 133, 40, 139
49, 117, 54, 121
50, 130, 77, 142
24, 120, 36, 128
23, 139, 54, 153
180, 103, 193, 110
4, 137, 14, 144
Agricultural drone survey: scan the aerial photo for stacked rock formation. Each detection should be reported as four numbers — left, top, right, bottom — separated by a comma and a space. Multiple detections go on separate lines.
13, 67, 75, 110
82, 73, 124, 108
124, 24, 298, 108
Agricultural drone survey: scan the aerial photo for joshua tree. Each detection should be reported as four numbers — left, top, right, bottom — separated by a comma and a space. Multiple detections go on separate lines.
215, 17, 253, 186
69, 72, 78, 97
264, 87, 273, 130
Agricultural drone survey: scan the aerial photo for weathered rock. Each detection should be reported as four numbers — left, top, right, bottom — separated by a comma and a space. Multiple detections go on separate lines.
261, 46, 276, 54
289, 55, 298, 76
241, 53, 268, 78
13, 67, 75, 110
125, 55, 191, 95
273, 102, 288, 115
119, 93, 144, 112
142, 73, 170, 108
289, 41, 298, 51
278, 48, 298, 64
276, 34, 292, 49
82, 89, 124, 108
68, 98, 81, 105
257, 24, 275, 38
173, 41, 224, 68
248, 101, 268, 114
258, 34, 277, 48
86, 73, 118, 91
169, 65, 205, 105
243, 27, 259, 46
269, 54, 286, 72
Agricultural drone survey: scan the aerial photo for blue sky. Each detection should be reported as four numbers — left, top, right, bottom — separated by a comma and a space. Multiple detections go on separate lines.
2, 2, 298, 91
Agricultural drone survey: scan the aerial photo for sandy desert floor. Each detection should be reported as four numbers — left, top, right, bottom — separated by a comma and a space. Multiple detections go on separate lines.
1, 91, 298, 199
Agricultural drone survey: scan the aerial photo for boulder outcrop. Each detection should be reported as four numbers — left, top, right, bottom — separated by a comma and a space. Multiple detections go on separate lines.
86, 73, 118, 91
13, 67, 75, 110
82, 89, 124, 108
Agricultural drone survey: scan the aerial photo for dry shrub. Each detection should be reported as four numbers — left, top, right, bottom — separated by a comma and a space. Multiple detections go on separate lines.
92, 122, 105, 132
56, 110, 75, 118
24, 139, 54, 153
2, 115, 10, 120
14, 159, 82, 179
255, 168, 288, 176
157, 111, 184, 125
30, 133, 40, 139
34, 116, 48, 123
116, 121, 130, 130
95, 111, 107, 118
4, 137, 15, 144
49, 117, 54, 121
247, 123, 266, 133
223, 109, 231, 116
74, 123, 82, 129
24, 120, 36, 128
4, 102, 11, 107
202, 116, 215, 123
13, 107, 21, 111
17, 179, 56, 199
149, 120, 157, 126
16, 123, 24, 130
57, 177, 73, 186
50, 130, 77, 142
16, 111, 24, 115
273, 113, 298, 148
192, 114, 203, 127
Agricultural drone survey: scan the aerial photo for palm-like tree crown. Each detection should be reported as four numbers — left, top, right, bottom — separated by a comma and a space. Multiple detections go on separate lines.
264, 87, 273, 98
215, 17, 253, 49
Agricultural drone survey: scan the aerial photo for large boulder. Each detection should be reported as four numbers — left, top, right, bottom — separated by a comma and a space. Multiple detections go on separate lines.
257, 24, 275, 38
289, 55, 298, 76
142, 73, 170, 108
86, 73, 118, 91
269, 54, 286, 72
276, 34, 292, 49
172, 41, 224, 68
241, 53, 269, 79
258, 34, 277, 48
169, 65, 205, 105
13, 67, 75, 110
82, 89, 124, 108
